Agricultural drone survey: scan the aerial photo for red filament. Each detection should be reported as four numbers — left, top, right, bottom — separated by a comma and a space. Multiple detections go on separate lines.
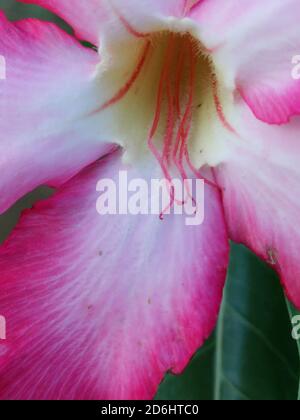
93, 32, 228, 219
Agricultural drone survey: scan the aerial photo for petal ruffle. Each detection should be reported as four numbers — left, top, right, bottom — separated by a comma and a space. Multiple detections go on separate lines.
0, 150, 229, 400
191, 0, 300, 124
215, 102, 300, 308
0, 12, 113, 213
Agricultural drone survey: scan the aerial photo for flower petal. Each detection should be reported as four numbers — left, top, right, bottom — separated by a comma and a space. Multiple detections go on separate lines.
0, 150, 229, 400
215, 102, 300, 308
19, 0, 186, 45
191, 0, 300, 124
18, 0, 109, 45
0, 12, 113, 213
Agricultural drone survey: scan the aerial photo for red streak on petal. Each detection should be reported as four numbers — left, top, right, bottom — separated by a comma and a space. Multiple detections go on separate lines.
183, 0, 202, 16
111, 4, 150, 39
95, 41, 151, 113
211, 74, 236, 134
148, 36, 176, 141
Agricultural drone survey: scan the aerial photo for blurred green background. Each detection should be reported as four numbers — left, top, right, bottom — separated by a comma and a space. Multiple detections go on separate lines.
1, 0, 300, 401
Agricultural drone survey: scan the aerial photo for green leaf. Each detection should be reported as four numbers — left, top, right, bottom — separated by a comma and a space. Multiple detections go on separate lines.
156, 244, 299, 400
214, 244, 299, 400
286, 301, 300, 399
155, 335, 215, 400
0, 188, 53, 244
0, 0, 72, 33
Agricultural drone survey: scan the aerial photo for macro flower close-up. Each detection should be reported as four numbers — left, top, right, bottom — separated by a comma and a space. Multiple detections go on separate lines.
0, 0, 300, 401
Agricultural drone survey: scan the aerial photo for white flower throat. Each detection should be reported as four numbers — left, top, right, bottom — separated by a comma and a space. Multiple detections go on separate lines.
93, 15, 234, 183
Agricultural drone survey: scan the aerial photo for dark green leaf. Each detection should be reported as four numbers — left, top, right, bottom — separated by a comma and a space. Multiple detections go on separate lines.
155, 335, 215, 401
214, 244, 299, 400
286, 301, 300, 399
157, 245, 299, 400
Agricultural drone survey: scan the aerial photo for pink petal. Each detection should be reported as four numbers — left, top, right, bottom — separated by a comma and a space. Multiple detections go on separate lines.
191, 0, 300, 124
0, 150, 229, 400
19, 0, 109, 45
0, 12, 113, 213
19, 0, 186, 46
215, 101, 300, 309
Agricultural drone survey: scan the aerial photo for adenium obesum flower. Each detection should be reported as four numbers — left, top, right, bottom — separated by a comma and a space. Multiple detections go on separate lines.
0, 0, 300, 400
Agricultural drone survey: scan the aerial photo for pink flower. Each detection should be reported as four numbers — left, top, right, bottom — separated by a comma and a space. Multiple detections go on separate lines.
0, 0, 299, 400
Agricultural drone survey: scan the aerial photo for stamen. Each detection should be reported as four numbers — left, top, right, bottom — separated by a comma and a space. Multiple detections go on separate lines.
146, 36, 178, 218
91, 29, 226, 216
174, 41, 220, 195
147, 35, 207, 217
167, 39, 197, 210
178, 42, 195, 165
147, 35, 175, 183
161, 58, 185, 210
148, 35, 175, 140
172, 40, 195, 186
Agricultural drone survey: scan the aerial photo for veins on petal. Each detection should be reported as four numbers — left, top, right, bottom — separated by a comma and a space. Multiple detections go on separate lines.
92, 29, 234, 209
95, 41, 151, 113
